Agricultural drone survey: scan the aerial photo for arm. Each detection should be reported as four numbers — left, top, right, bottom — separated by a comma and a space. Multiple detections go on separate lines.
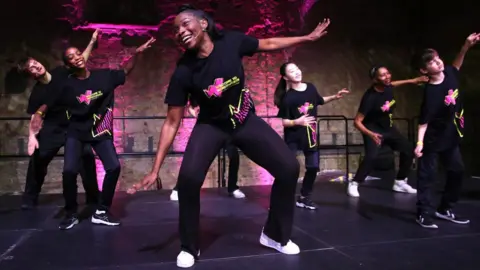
321, 88, 349, 104
150, 106, 184, 174
81, 29, 99, 62
121, 37, 156, 76
416, 124, 428, 145
353, 113, 374, 137
391, 76, 429, 87
452, 33, 479, 70
257, 19, 330, 52
282, 118, 298, 127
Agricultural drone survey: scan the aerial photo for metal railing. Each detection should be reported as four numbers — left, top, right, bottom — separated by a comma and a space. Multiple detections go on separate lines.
0, 114, 415, 188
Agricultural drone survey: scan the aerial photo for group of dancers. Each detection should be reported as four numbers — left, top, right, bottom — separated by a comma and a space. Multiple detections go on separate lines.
16, 4, 479, 268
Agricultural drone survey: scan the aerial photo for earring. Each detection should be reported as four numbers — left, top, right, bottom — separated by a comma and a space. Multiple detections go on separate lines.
202, 28, 207, 32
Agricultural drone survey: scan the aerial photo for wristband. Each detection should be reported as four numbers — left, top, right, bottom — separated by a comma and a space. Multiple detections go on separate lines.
35, 111, 44, 116
416, 141, 423, 146
290, 120, 295, 125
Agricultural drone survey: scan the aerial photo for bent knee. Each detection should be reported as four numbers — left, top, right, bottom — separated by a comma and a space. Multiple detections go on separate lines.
105, 162, 121, 174
278, 155, 300, 179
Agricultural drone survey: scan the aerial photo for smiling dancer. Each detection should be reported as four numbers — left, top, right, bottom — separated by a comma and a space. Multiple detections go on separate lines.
136, 4, 330, 268
17, 30, 99, 210
413, 33, 479, 228
275, 62, 349, 210
347, 66, 428, 198
45, 37, 156, 230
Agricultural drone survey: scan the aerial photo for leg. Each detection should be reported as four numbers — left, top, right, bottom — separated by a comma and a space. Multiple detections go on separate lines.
90, 139, 121, 226
59, 137, 83, 230
435, 146, 469, 224
225, 142, 242, 196
78, 144, 99, 205
348, 134, 380, 197
22, 129, 63, 209
415, 150, 439, 228
233, 115, 300, 254
296, 150, 319, 210
176, 123, 228, 268
384, 128, 416, 193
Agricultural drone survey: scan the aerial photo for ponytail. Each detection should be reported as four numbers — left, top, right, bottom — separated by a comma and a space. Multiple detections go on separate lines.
273, 62, 292, 108
274, 78, 287, 108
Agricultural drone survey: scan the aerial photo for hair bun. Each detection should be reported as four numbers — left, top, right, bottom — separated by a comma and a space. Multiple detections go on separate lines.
177, 4, 197, 13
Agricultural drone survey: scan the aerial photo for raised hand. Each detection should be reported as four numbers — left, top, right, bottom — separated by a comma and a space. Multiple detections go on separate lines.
307, 18, 330, 41
136, 37, 157, 53
91, 29, 100, 43
465, 33, 480, 48
336, 88, 350, 99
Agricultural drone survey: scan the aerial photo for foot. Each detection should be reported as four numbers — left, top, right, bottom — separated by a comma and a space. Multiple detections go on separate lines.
170, 190, 178, 201
176, 250, 200, 268
347, 181, 360, 197
435, 209, 470, 224
393, 179, 417, 194
296, 196, 316, 210
416, 213, 438, 229
21, 196, 38, 210
259, 232, 300, 255
230, 189, 246, 199
91, 210, 121, 226
59, 213, 79, 230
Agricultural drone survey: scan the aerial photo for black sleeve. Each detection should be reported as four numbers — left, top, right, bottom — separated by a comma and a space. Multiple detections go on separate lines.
357, 92, 372, 116
164, 65, 190, 107
446, 65, 460, 79
26, 84, 45, 114
310, 84, 325, 105
109, 69, 126, 88
188, 94, 199, 108
419, 88, 434, 125
276, 98, 291, 119
228, 31, 259, 57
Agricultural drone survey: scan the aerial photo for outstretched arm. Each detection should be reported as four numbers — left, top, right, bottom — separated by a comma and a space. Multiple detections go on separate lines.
391, 76, 429, 87
257, 19, 330, 52
121, 37, 156, 76
452, 33, 479, 70
81, 29, 99, 62
322, 88, 349, 103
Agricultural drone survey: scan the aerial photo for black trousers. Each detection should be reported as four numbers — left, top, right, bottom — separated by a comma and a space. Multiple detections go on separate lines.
288, 143, 319, 197
173, 141, 240, 193
23, 126, 99, 205
416, 145, 465, 215
353, 127, 414, 183
177, 114, 299, 256
63, 137, 120, 214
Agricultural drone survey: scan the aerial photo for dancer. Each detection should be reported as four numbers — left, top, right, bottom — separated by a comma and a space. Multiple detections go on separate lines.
347, 66, 427, 198
274, 62, 349, 210
17, 30, 99, 209
137, 4, 330, 268
45, 37, 156, 230
413, 33, 479, 228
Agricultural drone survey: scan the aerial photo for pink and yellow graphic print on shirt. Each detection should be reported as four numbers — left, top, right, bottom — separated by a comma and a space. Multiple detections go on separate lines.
298, 102, 317, 148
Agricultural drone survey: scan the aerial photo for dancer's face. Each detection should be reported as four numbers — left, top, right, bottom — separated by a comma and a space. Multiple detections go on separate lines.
24, 58, 47, 79
374, 67, 392, 86
421, 53, 444, 75
64, 47, 86, 69
173, 12, 208, 50
283, 63, 302, 83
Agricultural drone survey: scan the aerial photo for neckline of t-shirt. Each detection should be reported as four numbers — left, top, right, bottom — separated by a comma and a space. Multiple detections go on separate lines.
289, 82, 308, 92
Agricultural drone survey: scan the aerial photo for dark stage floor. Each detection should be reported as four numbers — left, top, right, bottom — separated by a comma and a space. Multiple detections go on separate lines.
1, 174, 480, 270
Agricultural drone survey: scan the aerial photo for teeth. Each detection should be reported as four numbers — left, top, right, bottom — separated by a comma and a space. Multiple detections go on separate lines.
182, 35, 192, 43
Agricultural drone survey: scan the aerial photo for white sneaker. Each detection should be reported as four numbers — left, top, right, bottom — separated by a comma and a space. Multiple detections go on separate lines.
259, 232, 300, 255
231, 189, 246, 199
393, 179, 417, 194
347, 181, 360, 197
176, 250, 197, 268
170, 190, 178, 201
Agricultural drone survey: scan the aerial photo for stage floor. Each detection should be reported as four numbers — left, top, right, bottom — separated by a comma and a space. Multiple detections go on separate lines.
1, 175, 480, 270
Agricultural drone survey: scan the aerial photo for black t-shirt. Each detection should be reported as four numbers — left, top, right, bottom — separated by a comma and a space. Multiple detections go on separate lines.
27, 66, 71, 128
49, 69, 125, 141
276, 83, 325, 151
357, 85, 396, 132
419, 65, 463, 152
164, 31, 259, 129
